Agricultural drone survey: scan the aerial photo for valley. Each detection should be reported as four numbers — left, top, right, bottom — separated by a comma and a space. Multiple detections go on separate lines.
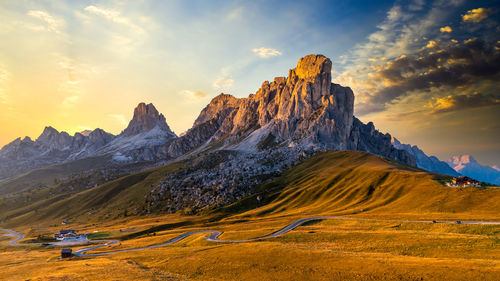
1, 150, 499, 280
0, 54, 498, 280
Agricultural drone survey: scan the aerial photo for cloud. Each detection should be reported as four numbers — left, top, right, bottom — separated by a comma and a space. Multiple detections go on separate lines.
213, 77, 234, 89
426, 40, 438, 48
0, 66, 9, 104
27, 10, 64, 33
252, 47, 282, 58
440, 26, 452, 33
429, 92, 500, 114
84, 5, 143, 34
108, 114, 128, 126
227, 7, 244, 20
181, 90, 208, 100
462, 8, 492, 23
61, 95, 80, 108
365, 38, 500, 111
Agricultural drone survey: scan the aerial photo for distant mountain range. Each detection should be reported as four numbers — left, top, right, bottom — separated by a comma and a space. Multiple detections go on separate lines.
0, 54, 496, 193
391, 138, 460, 176
447, 155, 500, 185
0, 102, 178, 180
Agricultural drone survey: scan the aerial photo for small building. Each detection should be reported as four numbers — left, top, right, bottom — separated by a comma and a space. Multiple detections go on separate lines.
54, 230, 77, 240
446, 176, 481, 187
61, 249, 72, 258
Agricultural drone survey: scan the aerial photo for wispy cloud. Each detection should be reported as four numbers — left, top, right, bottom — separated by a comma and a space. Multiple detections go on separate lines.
108, 114, 128, 126
61, 95, 80, 108
213, 77, 234, 89
84, 5, 143, 34
252, 47, 282, 58
0, 66, 9, 104
227, 7, 244, 21
27, 10, 64, 33
181, 90, 208, 100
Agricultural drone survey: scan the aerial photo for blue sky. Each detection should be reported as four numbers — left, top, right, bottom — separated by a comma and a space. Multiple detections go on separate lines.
0, 0, 499, 165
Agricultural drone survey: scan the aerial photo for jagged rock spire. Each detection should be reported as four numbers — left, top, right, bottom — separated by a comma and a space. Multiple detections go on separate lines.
121, 103, 175, 137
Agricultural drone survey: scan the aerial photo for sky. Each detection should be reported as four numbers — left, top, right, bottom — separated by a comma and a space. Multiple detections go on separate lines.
0, 0, 499, 165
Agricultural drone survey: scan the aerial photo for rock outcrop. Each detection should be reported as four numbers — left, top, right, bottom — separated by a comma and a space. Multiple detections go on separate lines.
121, 103, 175, 137
170, 54, 415, 166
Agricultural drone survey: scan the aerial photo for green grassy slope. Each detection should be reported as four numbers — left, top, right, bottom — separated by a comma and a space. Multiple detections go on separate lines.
219, 151, 500, 220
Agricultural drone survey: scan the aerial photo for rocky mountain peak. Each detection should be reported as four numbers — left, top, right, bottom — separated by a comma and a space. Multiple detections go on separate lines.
294, 54, 332, 80
37, 126, 59, 141
448, 154, 478, 166
169, 54, 414, 167
193, 94, 241, 127
80, 130, 92, 136
121, 103, 175, 137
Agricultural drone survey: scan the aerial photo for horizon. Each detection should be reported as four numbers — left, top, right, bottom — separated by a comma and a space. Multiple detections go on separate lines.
0, 0, 499, 165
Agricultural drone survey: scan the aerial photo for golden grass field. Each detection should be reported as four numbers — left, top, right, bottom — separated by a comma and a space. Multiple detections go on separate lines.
1, 151, 499, 280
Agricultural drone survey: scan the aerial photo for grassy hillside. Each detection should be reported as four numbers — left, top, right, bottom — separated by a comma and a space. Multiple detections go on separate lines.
2, 150, 500, 228
0, 160, 186, 227
218, 150, 500, 221
0, 155, 112, 195
1, 150, 499, 280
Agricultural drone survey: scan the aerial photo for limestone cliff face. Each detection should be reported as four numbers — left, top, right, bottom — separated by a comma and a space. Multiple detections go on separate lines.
170, 54, 414, 166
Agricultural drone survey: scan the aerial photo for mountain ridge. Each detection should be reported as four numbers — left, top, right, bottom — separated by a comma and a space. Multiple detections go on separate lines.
391, 137, 460, 176
0, 54, 438, 185
447, 154, 500, 185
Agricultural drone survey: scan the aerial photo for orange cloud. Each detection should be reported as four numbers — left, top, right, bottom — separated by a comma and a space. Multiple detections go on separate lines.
462, 8, 492, 23
429, 92, 500, 114
440, 26, 452, 33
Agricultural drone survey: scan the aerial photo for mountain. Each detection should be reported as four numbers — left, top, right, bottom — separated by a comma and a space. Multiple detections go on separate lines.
121, 102, 175, 137
0, 103, 177, 181
168, 54, 414, 166
391, 137, 460, 176
0, 127, 115, 180
96, 102, 177, 162
447, 155, 500, 185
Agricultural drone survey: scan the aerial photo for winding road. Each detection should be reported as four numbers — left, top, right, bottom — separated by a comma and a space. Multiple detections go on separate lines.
2, 216, 499, 257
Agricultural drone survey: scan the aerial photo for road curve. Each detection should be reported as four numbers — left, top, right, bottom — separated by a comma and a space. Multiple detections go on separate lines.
0, 228, 24, 246
2, 216, 500, 257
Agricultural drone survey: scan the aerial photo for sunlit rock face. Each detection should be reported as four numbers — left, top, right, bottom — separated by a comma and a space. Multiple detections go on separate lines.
170, 54, 415, 166
121, 102, 175, 137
